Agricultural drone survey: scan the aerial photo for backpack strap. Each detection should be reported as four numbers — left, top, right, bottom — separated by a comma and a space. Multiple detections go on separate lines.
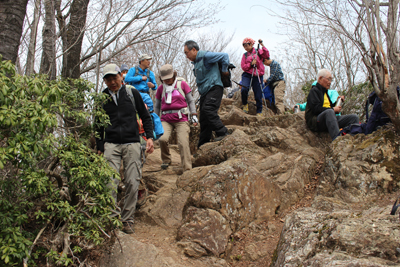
125, 85, 136, 111
244, 51, 257, 61
176, 77, 186, 98
161, 77, 186, 100
133, 66, 151, 78
161, 108, 189, 119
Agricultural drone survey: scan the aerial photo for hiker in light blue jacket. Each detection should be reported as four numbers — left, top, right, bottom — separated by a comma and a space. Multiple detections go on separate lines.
183, 40, 230, 148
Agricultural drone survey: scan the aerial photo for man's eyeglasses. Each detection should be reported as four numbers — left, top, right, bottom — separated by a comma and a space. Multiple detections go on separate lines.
323, 77, 333, 82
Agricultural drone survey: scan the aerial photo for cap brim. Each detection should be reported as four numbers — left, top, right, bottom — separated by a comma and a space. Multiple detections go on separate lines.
161, 73, 174, 80
103, 71, 119, 78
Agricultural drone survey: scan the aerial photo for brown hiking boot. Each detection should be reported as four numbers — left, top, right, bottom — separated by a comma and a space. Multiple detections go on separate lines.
122, 222, 134, 234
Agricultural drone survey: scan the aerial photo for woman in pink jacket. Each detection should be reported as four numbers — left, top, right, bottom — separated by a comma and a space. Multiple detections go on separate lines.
241, 38, 270, 116
154, 64, 197, 172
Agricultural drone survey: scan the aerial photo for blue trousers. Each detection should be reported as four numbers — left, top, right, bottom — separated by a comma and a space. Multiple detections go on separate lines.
241, 71, 264, 113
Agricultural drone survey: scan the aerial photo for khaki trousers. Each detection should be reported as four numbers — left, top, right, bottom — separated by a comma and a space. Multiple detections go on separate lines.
274, 80, 286, 114
104, 142, 141, 223
159, 121, 192, 171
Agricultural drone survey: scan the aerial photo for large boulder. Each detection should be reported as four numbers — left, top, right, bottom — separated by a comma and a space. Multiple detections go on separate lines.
320, 129, 400, 203
177, 207, 232, 257
177, 159, 282, 257
100, 232, 186, 267
193, 129, 269, 167
272, 197, 400, 267
272, 127, 400, 266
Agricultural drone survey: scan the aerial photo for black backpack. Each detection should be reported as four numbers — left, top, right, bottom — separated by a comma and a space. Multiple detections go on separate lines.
219, 62, 235, 88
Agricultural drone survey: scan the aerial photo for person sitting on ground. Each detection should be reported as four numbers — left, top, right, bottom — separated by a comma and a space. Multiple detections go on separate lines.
183, 40, 230, 148
293, 81, 339, 114
305, 69, 359, 141
241, 38, 270, 116
95, 64, 154, 234
263, 58, 286, 115
154, 64, 197, 172
124, 54, 157, 94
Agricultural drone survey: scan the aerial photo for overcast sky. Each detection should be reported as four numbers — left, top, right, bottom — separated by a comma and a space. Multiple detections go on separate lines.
188, 0, 287, 57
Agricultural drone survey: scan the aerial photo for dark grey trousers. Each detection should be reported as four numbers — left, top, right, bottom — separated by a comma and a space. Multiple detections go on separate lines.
104, 142, 141, 223
317, 109, 359, 140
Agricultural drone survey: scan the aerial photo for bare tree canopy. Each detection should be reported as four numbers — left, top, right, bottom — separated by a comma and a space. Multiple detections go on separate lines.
275, 0, 400, 132
14, 0, 222, 80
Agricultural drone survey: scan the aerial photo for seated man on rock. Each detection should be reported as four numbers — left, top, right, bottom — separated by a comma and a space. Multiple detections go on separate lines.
305, 69, 359, 141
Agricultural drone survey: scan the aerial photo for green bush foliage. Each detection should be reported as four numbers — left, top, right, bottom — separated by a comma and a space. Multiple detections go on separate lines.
341, 81, 373, 120
0, 58, 119, 266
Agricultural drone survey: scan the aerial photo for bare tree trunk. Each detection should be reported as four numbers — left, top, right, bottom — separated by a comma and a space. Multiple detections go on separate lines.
60, 0, 90, 79
0, 0, 29, 64
40, 0, 56, 79
381, 0, 400, 133
26, 0, 41, 76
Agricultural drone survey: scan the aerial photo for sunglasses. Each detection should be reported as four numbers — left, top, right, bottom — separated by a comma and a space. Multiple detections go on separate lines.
242, 43, 250, 47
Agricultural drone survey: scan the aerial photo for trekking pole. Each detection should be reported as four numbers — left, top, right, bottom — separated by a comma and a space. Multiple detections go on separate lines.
254, 65, 268, 109
248, 65, 255, 93
232, 80, 249, 89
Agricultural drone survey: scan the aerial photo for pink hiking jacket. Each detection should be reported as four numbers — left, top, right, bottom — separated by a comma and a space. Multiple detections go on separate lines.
241, 47, 270, 76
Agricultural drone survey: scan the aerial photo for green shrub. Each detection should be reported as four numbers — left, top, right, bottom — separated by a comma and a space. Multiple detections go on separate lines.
0, 57, 119, 266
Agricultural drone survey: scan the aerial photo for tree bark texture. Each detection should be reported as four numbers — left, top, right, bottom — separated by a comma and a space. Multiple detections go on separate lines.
40, 0, 56, 79
25, 0, 41, 76
60, 0, 90, 79
0, 0, 29, 64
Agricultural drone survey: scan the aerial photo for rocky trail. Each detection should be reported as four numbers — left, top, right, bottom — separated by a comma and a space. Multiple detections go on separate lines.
99, 93, 400, 267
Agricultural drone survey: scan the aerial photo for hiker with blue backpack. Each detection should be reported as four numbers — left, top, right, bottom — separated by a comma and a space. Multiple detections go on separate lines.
154, 64, 197, 172
305, 69, 359, 141
183, 40, 230, 148
124, 55, 164, 142
241, 38, 270, 116
124, 54, 157, 93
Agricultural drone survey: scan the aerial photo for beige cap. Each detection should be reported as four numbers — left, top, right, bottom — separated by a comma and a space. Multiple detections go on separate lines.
103, 64, 120, 78
160, 64, 174, 80
139, 54, 152, 61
